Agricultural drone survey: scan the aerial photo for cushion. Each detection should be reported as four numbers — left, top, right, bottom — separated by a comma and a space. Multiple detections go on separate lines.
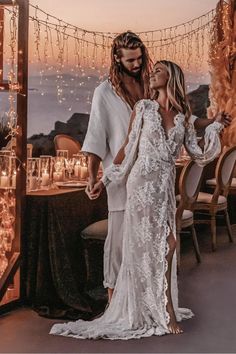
231, 178, 236, 188
196, 192, 226, 204
182, 210, 193, 221
206, 178, 216, 186
81, 219, 108, 241
206, 177, 236, 187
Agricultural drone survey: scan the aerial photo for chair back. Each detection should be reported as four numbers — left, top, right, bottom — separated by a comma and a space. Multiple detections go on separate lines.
214, 145, 236, 198
54, 134, 81, 158
176, 160, 204, 226
27, 143, 33, 158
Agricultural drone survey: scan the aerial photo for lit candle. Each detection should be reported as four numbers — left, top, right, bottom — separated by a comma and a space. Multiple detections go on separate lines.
29, 176, 38, 191
74, 163, 81, 178
53, 171, 63, 182
0, 172, 10, 188
80, 165, 88, 180
12, 171, 16, 188
41, 171, 50, 186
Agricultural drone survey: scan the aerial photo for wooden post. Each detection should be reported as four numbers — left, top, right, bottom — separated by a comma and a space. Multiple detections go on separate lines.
0, 0, 29, 306
0, 7, 4, 83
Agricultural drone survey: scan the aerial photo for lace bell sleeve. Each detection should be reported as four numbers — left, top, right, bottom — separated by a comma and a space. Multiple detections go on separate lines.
184, 118, 224, 167
101, 100, 145, 186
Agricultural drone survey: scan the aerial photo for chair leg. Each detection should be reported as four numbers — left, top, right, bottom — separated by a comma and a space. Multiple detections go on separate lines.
190, 224, 201, 263
210, 215, 217, 252
176, 230, 181, 272
224, 209, 234, 243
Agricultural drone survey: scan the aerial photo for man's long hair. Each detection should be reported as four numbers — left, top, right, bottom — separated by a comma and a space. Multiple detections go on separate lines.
109, 31, 151, 109
153, 60, 192, 122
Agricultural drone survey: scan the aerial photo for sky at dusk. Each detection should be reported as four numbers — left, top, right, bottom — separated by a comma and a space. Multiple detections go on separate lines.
30, 0, 219, 33
3, 0, 222, 136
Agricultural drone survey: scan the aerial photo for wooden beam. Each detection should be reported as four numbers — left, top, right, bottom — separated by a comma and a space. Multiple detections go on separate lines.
0, 7, 3, 83
0, 253, 20, 302
15, 0, 29, 256
0, 0, 29, 303
0, 0, 28, 5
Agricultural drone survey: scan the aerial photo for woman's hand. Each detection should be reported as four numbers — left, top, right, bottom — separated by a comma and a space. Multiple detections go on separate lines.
214, 112, 232, 127
85, 180, 104, 200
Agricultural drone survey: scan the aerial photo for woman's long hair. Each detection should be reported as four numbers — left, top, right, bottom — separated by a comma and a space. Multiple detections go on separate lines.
153, 60, 192, 123
109, 31, 151, 109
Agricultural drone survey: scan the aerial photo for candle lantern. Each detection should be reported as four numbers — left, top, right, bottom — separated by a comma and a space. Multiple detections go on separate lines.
72, 152, 84, 180
52, 157, 64, 182
39, 155, 53, 188
0, 154, 11, 189
8, 156, 17, 189
80, 155, 89, 181
56, 150, 68, 159
27, 158, 40, 192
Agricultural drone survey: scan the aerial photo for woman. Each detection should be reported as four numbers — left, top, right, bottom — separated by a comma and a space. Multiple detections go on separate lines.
50, 60, 227, 339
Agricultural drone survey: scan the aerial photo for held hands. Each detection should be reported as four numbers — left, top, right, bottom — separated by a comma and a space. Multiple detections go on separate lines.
85, 178, 104, 200
214, 112, 232, 127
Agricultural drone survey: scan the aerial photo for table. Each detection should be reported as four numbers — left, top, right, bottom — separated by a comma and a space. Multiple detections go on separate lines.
22, 187, 108, 319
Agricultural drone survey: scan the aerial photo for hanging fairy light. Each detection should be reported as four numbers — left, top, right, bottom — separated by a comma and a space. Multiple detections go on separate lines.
2, 2, 20, 142
0, 1, 19, 281
28, 3, 215, 113
0, 190, 15, 278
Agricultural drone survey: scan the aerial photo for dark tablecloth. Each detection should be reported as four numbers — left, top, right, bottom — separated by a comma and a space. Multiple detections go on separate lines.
22, 188, 108, 319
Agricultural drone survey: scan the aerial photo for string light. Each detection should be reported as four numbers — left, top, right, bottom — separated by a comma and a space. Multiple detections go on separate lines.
27, 4, 215, 112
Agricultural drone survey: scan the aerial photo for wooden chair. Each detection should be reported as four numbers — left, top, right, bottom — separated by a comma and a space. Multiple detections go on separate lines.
194, 145, 236, 251
81, 219, 108, 290
206, 163, 236, 195
54, 134, 81, 158
176, 160, 204, 267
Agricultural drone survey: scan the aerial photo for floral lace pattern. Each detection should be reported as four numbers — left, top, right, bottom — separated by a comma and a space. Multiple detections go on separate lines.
50, 99, 223, 340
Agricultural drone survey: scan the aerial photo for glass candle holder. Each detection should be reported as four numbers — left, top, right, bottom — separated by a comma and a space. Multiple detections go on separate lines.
56, 150, 68, 159
72, 153, 84, 179
64, 158, 75, 180
52, 156, 64, 182
39, 155, 52, 188
80, 155, 88, 181
27, 158, 40, 191
8, 156, 17, 189
0, 154, 11, 189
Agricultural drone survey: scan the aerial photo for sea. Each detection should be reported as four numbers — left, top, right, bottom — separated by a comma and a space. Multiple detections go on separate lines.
0, 74, 201, 138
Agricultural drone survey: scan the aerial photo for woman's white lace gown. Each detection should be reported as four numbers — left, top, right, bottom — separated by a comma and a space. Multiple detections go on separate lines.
50, 99, 223, 340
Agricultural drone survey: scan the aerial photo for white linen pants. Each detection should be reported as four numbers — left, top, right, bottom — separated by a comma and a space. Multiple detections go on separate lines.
103, 210, 124, 289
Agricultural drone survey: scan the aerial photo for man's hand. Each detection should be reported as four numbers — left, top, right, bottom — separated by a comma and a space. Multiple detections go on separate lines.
85, 180, 104, 200
85, 177, 97, 199
214, 112, 232, 127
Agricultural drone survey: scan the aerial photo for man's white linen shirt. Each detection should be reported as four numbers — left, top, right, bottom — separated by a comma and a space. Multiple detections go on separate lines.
82, 80, 132, 212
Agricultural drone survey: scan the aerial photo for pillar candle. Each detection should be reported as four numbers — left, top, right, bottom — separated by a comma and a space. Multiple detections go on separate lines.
41, 172, 50, 186
80, 166, 88, 180
29, 176, 38, 191
74, 164, 81, 178
53, 171, 63, 182
12, 173, 16, 188
0, 174, 10, 188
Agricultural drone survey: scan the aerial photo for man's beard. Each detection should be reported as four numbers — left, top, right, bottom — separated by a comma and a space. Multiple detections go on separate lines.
120, 62, 141, 78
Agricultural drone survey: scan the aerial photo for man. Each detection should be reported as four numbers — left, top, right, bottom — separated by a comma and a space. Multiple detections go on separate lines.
82, 31, 231, 304
82, 31, 151, 303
